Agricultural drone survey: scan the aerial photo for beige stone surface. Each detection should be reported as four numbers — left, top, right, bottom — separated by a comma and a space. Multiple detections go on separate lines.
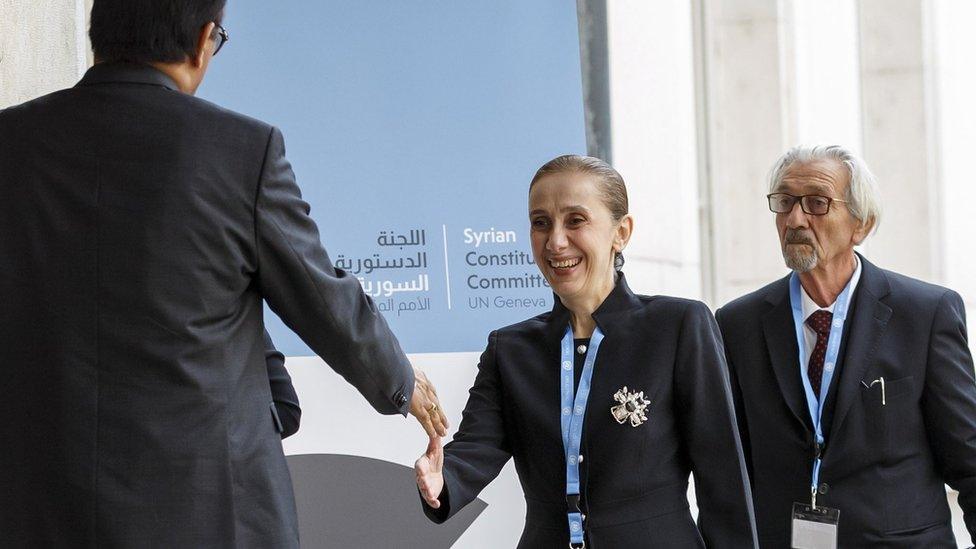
695, 0, 793, 306
0, 0, 89, 109
858, 0, 939, 280
606, 0, 703, 300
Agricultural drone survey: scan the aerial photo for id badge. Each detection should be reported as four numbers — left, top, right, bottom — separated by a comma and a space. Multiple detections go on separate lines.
791, 502, 839, 549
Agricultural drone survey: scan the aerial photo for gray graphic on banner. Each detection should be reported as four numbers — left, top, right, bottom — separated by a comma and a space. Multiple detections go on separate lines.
288, 454, 487, 548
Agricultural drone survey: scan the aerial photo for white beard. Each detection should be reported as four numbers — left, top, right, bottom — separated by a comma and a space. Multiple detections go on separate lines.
784, 245, 818, 272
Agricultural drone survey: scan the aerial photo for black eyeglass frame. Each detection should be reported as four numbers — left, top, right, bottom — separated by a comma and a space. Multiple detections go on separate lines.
212, 24, 229, 56
766, 192, 850, 216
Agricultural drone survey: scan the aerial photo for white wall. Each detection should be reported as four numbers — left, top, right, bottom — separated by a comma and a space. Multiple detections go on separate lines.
605, 0, 702, 300
0, 0, 90, 108
791, 0, 862, 148
694, 0, 796, 306
858, 0, 942, 280
931, 0, 976, 321
283, 354, 525, 548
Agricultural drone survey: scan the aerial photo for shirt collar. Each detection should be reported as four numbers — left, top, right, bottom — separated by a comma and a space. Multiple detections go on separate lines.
800, 253, 862, 322
76, 61, 180, 92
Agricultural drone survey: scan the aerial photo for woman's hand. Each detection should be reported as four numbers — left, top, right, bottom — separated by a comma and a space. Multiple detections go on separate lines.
415, 436, 445, 509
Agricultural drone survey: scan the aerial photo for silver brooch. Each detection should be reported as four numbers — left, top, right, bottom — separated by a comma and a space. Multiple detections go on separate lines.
611, 386, 650, 427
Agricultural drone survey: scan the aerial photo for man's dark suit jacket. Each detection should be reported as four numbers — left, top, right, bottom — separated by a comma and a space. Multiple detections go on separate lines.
424, 274, 758, 548
716, 253, 976, 547
0, 62, 414, 548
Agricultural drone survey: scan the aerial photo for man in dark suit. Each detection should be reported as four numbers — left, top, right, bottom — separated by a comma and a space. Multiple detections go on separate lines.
716, 145, 976, 547
0, 1, 449, 547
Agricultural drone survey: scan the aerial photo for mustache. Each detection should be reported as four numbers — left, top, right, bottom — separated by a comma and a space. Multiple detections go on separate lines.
784, 229, 814, 245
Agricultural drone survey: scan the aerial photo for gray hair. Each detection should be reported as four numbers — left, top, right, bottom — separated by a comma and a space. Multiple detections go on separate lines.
768, 145, 882, 233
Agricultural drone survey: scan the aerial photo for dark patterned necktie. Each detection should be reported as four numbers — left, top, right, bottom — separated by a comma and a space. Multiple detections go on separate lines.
805, 310, 834, 398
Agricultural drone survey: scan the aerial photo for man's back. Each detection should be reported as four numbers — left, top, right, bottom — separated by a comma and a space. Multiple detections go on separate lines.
0, 62, 414, 548
0, 60, 298, 548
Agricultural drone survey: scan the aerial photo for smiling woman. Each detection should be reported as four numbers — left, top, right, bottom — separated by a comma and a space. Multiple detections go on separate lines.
527, 156, 632, 336
414, 155, 760, 548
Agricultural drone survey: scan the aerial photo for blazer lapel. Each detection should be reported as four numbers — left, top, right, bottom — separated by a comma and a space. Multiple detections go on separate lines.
827, 255, 892, 439
762, 278, 813, 432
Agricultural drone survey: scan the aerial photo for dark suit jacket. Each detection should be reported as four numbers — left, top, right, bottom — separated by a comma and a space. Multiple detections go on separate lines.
264, 330, 301, 439
716, 254, 976, 547
424, 274, 758, 548
0, 62, 414, 548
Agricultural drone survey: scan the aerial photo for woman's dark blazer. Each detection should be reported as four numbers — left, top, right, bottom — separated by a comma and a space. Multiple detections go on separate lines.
423, 274, 758, 548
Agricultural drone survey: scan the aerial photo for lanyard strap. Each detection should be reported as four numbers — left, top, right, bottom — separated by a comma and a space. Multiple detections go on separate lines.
788, 273, 854, 507
560, 325, 604, 547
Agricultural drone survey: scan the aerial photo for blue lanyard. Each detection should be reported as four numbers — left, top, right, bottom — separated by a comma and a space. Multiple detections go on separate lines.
788, 273, 854, 507
560, 324, 604, 547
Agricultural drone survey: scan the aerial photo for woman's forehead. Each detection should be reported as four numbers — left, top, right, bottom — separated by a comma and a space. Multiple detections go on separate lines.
529, 172, 603, 206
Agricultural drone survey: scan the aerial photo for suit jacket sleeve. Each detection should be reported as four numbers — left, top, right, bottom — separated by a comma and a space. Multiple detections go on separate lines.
922, 290, 976, 539
715, 307, 754, 482
422, 331, 511, 523
264, 329, 302, 439
254, 127, 413, 416
675, 302, 759, 549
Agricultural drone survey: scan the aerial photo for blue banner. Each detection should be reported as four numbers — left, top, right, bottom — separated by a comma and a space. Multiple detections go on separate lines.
200, 1, 586, 353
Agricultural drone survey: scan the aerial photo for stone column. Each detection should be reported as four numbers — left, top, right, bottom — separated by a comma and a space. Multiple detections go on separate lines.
0, 0, 91, 108
857, 0, 940, 279
693, 0, 797, 306
605, 0, 703, 299
927, 0, 976, 340
696, 0, 869, 306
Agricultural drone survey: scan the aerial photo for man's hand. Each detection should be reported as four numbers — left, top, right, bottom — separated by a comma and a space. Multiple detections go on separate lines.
415, 436, 445, 509
409, 368, 449, 438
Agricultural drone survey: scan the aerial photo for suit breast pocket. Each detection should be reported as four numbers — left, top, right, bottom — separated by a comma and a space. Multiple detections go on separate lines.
861, 375, 914, 405
859, 375, 915, 445
881, 376, 920, 452
882, 376, 917, 414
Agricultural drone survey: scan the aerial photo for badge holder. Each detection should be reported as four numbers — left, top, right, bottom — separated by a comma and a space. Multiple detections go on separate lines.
791, 496, 839, 549
787, 272, 851, 549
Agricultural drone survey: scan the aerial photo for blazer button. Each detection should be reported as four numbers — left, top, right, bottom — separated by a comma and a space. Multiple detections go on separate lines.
395, 392, 407, 406
818, 483, 829, 495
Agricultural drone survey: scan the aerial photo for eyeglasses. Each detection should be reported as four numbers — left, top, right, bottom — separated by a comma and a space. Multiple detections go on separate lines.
212, 24, 229, 56
766, 193, 849, 216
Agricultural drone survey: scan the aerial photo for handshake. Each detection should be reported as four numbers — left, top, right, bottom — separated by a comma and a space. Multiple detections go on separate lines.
408, 368, 448, 510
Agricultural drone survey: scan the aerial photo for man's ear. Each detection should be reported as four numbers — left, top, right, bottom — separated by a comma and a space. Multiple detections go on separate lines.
192, 22, 217, 68
852, 216, 875, 246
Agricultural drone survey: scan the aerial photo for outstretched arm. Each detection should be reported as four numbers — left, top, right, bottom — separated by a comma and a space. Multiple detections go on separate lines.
416, 331, 511, 523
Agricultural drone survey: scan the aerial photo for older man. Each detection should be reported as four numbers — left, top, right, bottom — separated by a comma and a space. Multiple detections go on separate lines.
716, 145, 976, 547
